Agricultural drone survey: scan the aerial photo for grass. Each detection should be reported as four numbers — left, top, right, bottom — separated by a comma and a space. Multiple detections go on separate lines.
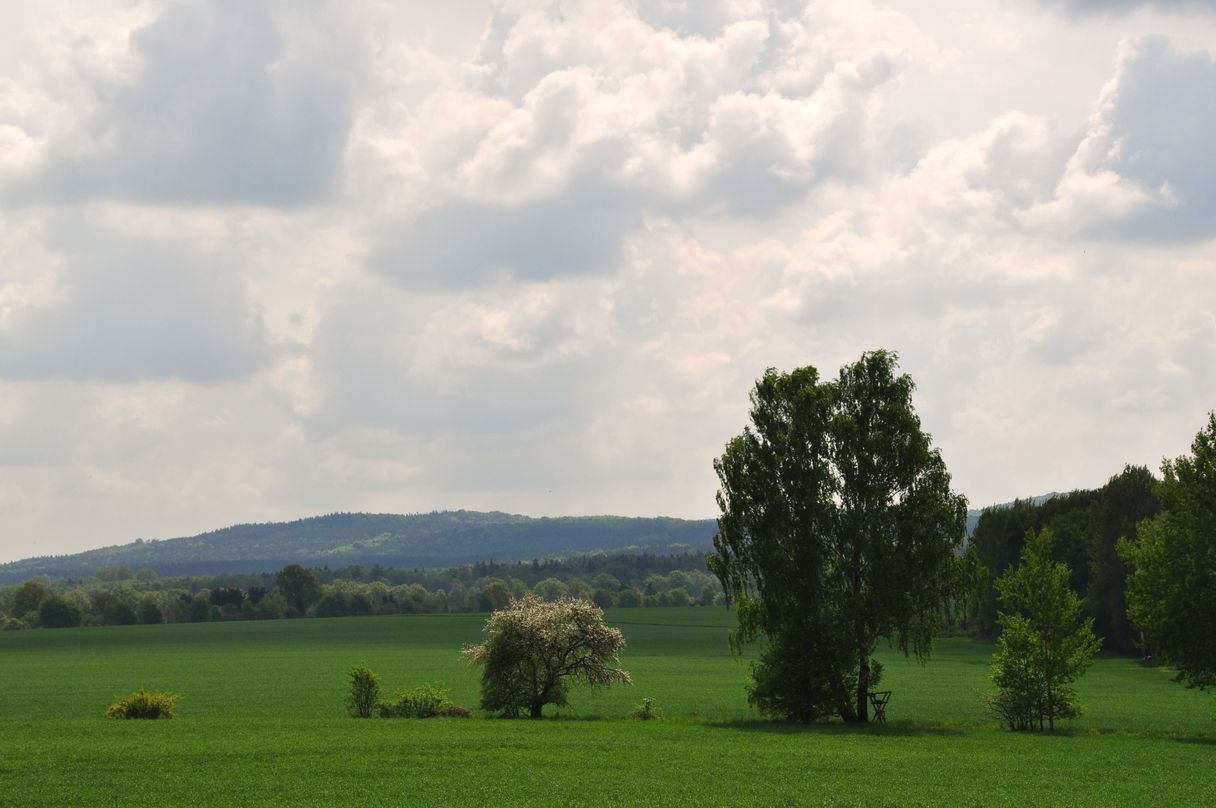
0, 608, 1213, 806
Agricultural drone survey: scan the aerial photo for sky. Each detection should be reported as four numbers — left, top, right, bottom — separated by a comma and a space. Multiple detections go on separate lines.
1, 0, 1215, 563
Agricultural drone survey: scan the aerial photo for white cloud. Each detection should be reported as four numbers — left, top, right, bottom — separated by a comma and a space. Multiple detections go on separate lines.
0, 214, 271, 383
5, 0, 359, 206
1020, 36, 1216, 239
2, 0, 1216, 562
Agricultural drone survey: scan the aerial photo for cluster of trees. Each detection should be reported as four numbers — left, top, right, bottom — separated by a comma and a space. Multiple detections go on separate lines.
970, 465, 1160, 653
710, 351, 1215, 731
0, 553, 725, 630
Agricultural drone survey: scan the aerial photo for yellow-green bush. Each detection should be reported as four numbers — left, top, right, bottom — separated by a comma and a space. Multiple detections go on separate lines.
106, 690, 180, 719
379, 682, 454, 718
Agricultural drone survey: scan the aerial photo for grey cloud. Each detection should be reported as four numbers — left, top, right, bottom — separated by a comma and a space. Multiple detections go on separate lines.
305, 278, 609, 438
1097, 37, 1216, 240
13, 0, 354, 206
370, 185, 639, 288
1036, 0, 1216, 14
0, 223, 271, 384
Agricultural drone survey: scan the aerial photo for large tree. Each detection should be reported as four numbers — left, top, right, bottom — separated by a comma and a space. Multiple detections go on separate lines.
710, 351, 967, 722
1121, 413, 1216, 690
463, 595, 631, 718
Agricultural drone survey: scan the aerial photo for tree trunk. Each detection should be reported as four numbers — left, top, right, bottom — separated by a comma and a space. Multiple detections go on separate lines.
529, 699, 544, 719
855, 648, 870, 723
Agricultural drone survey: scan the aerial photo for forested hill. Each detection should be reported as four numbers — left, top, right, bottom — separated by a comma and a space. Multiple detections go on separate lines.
0, 511, 718, 583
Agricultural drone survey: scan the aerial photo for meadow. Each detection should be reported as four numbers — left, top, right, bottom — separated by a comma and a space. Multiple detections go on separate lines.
0, 608, 1212, 806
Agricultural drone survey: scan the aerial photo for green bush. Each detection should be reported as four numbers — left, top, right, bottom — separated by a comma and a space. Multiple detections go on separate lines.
379, 683, 454, 718
38, 596, 82, 628
629, 696, 663, 721
345, 665, 382, 718
106, 690, 180, 719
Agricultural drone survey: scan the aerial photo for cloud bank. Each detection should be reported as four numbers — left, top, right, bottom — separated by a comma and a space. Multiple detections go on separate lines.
1, 0, 1215, 561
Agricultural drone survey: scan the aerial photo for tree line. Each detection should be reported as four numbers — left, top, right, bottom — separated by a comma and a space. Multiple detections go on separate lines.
0, 552, 724, 630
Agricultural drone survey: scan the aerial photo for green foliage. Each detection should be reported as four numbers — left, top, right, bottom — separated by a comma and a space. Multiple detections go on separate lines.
276, 565, 322, 615
105, 690, 180, 719
10, 580, 49, 616
137, 596, 164, 625
970, 469, 1159, 651
1122, 413, 1216, 690
379, 682, 453, 718
989, 529, 1101, 732
628, 696, 662, 720
615, 588, 642, 607
38, 595, 82, 628
710, 352, 967, 722
1085, 465, 1158, 653
949, 546, 988, 631
464, 596, 631, 718
91, 590, 138, 626
345, 665, 382, 718
187, 595, 214, 623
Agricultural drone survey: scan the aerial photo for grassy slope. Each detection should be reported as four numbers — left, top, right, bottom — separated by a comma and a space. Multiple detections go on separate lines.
0, 609, 1212, 806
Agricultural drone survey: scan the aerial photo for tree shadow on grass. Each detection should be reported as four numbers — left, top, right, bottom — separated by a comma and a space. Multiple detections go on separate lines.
703, 719, 966, 738
1172, 735, 1216, 746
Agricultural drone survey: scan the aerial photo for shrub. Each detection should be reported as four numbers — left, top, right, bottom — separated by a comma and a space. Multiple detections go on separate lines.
629, 697, 663, 721
436, 705, 474, 718
345, 665, 382, 718
39, 595, 82, 628
106, 690, 180, 719
379, 683, 453, 718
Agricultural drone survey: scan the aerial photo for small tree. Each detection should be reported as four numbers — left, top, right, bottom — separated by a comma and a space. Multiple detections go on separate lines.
989, 528, 1101, 732
463, 596, 631, 719
345, 665, 382, 718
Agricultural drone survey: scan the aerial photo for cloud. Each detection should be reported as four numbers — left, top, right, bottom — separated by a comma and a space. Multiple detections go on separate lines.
357, 0, 929, 288
1019, 36, 1216, 239
8, 0, 356, 206
0, 217, 271, 384
1036, 0, 1216, 15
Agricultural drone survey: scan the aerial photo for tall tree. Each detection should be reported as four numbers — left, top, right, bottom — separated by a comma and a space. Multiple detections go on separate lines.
1086, 466, 1158, 654
1122, 414, 1216, 690
275, 564, 322, 615
710, 351, 967, 722
989, 528, 1101, 732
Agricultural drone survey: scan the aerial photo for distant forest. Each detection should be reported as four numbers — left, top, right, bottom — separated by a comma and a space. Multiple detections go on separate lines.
0, 552, 723, 629
0, 511, 717, 583
0, 467, 1165, 651
969, 465, 1159, 654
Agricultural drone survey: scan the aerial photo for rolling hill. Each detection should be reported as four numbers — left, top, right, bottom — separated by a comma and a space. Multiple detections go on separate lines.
0, 511, 719, 583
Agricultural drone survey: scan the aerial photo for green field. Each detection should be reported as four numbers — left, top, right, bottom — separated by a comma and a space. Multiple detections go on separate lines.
0, 609, 1212, 806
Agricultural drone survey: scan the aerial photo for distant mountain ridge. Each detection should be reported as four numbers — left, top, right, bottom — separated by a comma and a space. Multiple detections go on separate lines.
0, 511, 719, 583
1, 496, 1050, 584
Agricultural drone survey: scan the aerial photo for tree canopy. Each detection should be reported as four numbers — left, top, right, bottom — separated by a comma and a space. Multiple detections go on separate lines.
463, 595, 631, 719
989, 528, 1101, 732
1122, 413, 1216, 690
709, 351, 967, 722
